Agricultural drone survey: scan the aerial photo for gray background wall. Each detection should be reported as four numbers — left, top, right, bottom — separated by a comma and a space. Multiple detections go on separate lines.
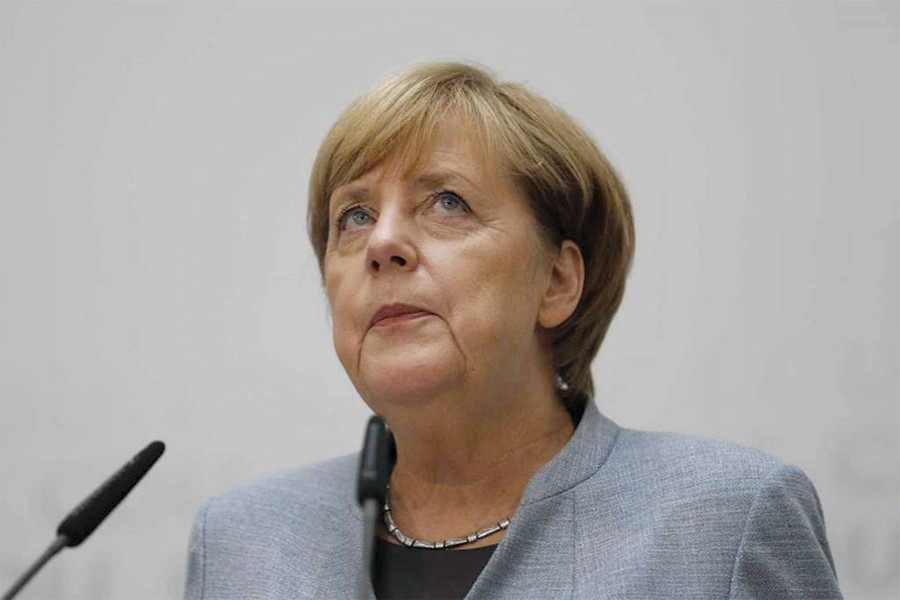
1, 2, 897, 598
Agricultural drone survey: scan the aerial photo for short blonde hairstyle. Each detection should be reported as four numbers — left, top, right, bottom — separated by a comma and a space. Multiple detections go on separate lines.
308, 62, 635, 407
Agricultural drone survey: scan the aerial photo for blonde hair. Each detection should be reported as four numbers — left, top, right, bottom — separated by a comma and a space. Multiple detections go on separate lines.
308, 62, 635, 407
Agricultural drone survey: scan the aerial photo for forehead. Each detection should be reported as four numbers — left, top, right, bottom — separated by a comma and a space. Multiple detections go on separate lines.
332, 119, 507, 201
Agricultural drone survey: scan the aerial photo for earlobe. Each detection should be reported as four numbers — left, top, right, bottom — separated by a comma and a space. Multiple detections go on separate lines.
538, 240, 584, 329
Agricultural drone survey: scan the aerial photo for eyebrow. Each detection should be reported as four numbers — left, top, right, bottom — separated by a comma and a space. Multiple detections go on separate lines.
411, 170, 476, 191
330, 168, 479, 216
329, 185, 372, 216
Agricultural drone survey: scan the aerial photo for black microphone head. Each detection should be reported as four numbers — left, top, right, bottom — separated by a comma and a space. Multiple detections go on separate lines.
356, 417, 395, 507
56, 440, 165, 547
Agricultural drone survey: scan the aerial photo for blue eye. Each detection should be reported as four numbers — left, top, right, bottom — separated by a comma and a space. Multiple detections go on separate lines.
337, 206, 373, 230
435, 191, 468, 213
350, 209, 371, 225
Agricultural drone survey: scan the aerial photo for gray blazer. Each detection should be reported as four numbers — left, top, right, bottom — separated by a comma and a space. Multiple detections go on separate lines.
183, 401, 842, 599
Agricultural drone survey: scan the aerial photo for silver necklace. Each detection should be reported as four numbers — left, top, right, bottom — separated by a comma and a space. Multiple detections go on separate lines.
382, 486, 510, 550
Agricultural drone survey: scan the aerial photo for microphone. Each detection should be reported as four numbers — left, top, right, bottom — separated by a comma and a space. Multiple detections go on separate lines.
356, 417, 395, 600
2, 440, 165, 600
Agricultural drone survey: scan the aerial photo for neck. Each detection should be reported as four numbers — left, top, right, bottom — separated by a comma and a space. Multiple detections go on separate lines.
379, 369, 575, 547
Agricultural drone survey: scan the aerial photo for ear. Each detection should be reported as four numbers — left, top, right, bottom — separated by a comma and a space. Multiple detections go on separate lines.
538, 240, 584, 329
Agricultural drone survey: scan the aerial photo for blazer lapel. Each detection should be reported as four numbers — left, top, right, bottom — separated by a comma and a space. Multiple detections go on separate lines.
465, 493, 575, 599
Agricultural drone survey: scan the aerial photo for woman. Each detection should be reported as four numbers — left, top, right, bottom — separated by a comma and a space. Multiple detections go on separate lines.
183, 62, 842, 599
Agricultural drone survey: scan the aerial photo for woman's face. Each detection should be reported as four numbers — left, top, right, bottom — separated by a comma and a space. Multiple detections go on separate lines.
324, 123, 555, 410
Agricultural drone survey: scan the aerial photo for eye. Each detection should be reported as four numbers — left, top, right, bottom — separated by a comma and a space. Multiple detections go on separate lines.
336, 205, 374, 230
432, 191, 469, 214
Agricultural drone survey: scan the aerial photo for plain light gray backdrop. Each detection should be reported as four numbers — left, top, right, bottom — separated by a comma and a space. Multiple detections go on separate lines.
1, 2, 897, 598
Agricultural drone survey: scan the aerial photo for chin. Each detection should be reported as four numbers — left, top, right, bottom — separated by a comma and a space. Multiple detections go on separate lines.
357, 351, 459, 407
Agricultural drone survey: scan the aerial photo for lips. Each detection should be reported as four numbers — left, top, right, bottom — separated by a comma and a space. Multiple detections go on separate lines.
370, 303, 433, 328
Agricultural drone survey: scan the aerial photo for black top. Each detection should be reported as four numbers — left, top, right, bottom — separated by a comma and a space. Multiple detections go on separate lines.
372, 537, 497, 600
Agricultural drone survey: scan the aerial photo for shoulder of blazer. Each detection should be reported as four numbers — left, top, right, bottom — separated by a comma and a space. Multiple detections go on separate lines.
200, 453, 361, 543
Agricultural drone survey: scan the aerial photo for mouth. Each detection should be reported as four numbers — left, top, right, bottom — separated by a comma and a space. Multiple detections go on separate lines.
370, 303, 434, 328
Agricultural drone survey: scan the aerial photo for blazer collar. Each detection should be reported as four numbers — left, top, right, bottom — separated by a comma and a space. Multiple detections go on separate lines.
519, 398, 621, 506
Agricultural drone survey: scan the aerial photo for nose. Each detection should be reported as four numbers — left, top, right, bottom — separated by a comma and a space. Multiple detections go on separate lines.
365, 209, 419, 274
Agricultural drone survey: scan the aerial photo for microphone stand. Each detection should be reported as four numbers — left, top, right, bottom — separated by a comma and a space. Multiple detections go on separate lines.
356, 416, 395, 600
2, 536, 67, 600
1, 441, 164, 600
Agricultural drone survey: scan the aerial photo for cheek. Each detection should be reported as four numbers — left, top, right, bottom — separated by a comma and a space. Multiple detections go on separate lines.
444, 238, 546, 351
324, 268, 360, 367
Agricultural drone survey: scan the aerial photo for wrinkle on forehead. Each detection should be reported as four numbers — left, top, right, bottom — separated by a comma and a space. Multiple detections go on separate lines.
330, 118, 510, 210
336, 112, 504, 183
